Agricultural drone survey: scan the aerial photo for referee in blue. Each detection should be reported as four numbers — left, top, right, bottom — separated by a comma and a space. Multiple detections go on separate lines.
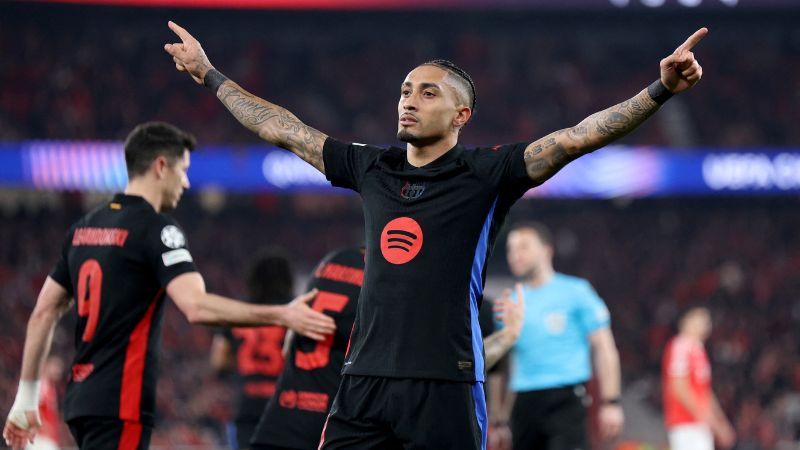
489, 222, 624, 450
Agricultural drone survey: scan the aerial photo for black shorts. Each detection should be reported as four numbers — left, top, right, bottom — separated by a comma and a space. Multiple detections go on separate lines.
67, 416, 153, 450
230, 419, 258, 450
319, 375, 487, 450
510, 384, 590, 450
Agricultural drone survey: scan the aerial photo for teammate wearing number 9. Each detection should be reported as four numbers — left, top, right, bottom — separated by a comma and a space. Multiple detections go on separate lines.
2, 122, 336, 450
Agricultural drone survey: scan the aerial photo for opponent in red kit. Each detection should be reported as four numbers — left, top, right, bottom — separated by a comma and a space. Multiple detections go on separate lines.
3, 122, 335, 450
662, 307, 735, 450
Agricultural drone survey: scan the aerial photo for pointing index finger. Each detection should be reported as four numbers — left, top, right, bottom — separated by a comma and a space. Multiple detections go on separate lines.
676, 27, 708, 53
168, 20, 194, 44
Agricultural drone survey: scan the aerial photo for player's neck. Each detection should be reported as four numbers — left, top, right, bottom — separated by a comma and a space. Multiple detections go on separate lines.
680, 331, 703, 343
405, 135, 459, 167
124, 180, 163, 213
526, 266, 554, 287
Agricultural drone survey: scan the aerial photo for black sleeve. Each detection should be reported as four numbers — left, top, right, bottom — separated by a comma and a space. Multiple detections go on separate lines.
322, 137, 383, 192
144, 215, 198, 287
479, 297, 495, 338
49, 227, 75, 296
472, 143, 539, 198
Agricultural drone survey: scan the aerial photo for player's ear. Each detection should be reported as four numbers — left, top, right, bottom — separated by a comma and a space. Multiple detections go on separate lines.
153, 156, 169, 179
452, 106, 471, 129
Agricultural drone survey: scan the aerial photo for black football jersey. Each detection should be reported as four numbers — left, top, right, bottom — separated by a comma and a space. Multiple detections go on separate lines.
219, 324, 287, 423
322, 138, 536, 383
49, 194, 197, 425
252, 247, 364, 449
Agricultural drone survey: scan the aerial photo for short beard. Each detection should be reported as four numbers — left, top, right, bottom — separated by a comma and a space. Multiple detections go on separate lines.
397, 129, 420, 143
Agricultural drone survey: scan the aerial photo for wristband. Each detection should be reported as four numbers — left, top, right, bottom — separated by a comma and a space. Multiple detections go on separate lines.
13, 380, 40, 411
204, 69, 229, 94
647, 79, 674, 105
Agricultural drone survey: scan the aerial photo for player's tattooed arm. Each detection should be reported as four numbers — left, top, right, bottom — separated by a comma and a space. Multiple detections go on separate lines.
217, 82, 327, 173
523, 28, 708, 184
164, 20, 327, 173
217, 80, 328, 173
484, 285, 525, 370
523, 89, 658, 184
484, 329, 517, 370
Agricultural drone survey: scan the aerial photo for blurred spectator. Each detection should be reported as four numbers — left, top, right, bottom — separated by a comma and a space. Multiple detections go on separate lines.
1, 5, 798, 148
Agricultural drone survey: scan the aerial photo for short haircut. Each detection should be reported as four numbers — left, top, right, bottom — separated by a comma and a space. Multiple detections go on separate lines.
421, 59, 477, 113
124, 121, 197, 178
509, 221, 554, 247
247, 249, 294, 305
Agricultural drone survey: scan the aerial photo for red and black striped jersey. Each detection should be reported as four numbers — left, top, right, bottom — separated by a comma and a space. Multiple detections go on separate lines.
252, 247, 363, 449
49, 194, 197, 426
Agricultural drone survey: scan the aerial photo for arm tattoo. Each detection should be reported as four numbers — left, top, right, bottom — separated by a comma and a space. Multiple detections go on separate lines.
524, 89, 659, 183
484, 330, 516, 370
217, 81, 328, 174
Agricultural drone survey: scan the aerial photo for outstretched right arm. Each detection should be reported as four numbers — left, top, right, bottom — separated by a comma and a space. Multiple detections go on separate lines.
164, 21, 328, 173
167, 272, 335, 341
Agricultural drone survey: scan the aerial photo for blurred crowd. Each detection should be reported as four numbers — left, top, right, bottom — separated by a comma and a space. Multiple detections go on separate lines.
1, 4, 799, 148
0, 194, 797, 449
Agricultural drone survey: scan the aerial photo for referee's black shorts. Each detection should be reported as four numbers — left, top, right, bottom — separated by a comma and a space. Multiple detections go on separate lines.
319, 374, 487, 450
67, 416, 153, 450
510, 384, 590, 450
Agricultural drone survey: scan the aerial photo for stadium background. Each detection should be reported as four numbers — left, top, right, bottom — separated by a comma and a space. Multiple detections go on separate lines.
1, 0, 798, 448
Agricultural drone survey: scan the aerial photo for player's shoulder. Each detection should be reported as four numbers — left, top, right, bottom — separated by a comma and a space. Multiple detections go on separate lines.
148, 213, 189, 249
328, 137, 388, 154
553, 272, 592, 290
328, 247, 365, 266
668, 335, 698, 353
72, 197, 117, 227
463, 142, 527, 158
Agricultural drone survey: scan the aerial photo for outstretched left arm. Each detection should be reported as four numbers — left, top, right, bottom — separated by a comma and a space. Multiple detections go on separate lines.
524, 27, 708, 184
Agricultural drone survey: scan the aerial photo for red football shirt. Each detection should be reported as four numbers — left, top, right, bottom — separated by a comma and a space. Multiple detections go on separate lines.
38, 380, 60, 443
662, 335, 712, 427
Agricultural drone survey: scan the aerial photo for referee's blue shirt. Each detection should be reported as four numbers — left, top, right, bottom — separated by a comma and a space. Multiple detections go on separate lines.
508, 273, 610, 392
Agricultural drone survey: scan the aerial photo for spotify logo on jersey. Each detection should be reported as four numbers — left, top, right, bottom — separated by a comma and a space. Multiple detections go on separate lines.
380, 217, 423, 265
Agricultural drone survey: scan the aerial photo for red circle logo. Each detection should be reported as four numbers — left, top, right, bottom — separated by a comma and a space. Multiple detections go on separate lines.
380, 217, 424, 265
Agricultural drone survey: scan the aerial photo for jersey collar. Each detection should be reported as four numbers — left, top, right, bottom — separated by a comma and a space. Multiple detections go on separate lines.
379, 143, 466, 178
113, 193, 154, 210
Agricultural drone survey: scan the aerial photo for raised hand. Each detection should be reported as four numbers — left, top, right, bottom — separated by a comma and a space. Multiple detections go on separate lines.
163, 21, 214, 85
660, 27, 708, 94
494, 283, 525, 340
